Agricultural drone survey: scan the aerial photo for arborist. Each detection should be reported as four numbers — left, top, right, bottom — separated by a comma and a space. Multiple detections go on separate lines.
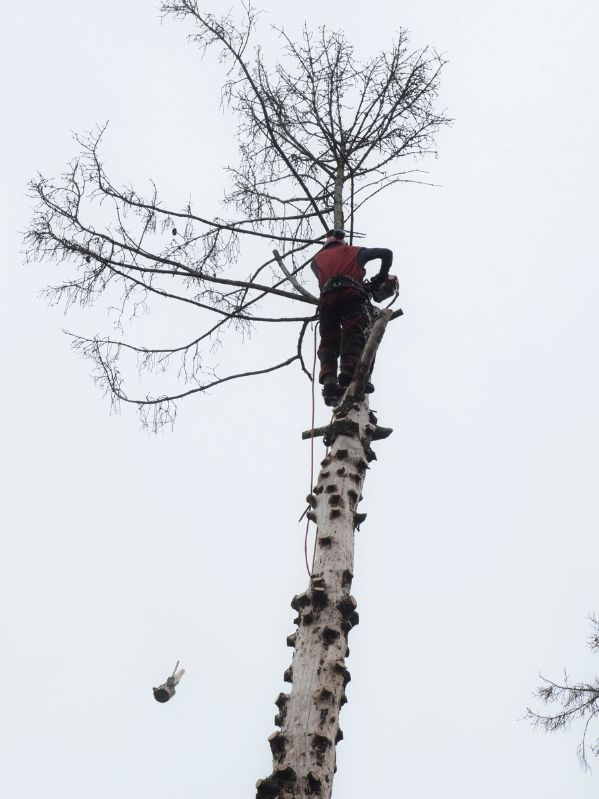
311, 229, 394, 406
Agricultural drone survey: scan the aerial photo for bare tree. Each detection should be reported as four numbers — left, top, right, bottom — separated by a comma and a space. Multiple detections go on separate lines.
527, 617, 599, 770
24, 3, 448, 797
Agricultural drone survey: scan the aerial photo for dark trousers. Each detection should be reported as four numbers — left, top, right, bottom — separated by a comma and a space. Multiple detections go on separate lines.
318, 287, 370, 384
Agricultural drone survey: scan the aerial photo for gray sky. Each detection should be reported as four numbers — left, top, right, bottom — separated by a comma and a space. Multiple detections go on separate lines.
2, 1, 599, 797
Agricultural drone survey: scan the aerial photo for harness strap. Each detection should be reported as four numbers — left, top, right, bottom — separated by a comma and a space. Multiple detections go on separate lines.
321, 275, 367, 295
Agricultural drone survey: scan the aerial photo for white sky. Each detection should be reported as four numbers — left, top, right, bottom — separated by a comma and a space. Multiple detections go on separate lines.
2, 1, 599, 797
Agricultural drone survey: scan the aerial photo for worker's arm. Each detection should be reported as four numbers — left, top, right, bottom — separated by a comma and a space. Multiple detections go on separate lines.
310, 258, 319, 278
357, 247, 393, 280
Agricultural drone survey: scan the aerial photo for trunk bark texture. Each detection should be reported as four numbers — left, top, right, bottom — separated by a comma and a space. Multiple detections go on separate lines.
332, 165, 345, 231
256, 310, 396, 799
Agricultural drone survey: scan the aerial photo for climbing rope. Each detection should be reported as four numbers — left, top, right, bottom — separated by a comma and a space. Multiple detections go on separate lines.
303, 321, 334, 577
303, 322, 318, 576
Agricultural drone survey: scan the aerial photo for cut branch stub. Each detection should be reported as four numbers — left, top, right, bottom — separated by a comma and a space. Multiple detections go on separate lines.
275, 692, 290, 711
306, 771, 322, 795
353, 512, 367, 530
256, 765, 297, 799
322, 626, 340, 645
268, 731, 288, 759
315, 686, 334, 703
354, 457, 368, 473
333, 660, 351, 686
337, 595, 358, 618
370, 425, 393, 441
290, 592, 311, 612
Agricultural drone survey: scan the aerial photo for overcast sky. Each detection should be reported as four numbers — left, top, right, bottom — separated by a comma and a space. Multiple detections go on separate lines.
2, 1, 599, 797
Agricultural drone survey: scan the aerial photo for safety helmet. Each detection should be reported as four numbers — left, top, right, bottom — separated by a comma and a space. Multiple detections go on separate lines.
324, 229, 347, 247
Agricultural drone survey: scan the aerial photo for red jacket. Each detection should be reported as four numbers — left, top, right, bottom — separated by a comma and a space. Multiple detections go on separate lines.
312, 243, 365, 289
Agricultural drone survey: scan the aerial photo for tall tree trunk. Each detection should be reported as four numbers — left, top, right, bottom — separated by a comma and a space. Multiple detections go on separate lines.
256, 309, 397, 799
332, 165, 345, 231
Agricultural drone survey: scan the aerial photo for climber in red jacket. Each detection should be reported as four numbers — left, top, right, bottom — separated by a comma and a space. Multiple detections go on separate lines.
311, 229, 393, 405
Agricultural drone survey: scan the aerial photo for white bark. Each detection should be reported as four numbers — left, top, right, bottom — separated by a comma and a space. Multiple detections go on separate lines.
256, 310, 397, 799
273, 250, 318, 303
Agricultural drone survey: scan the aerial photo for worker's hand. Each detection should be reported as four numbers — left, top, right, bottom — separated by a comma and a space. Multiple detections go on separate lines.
369, 273, 384, 288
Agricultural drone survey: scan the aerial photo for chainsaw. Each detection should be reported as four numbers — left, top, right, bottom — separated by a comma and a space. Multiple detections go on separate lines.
363, 274, 399, 303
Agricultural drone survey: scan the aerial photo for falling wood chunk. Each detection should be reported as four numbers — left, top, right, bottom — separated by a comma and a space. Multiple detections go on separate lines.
153, 665, 185, 703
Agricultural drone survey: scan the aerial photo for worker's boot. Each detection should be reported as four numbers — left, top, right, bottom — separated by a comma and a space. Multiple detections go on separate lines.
339, 371, 375, 394
322, 378, 341, 407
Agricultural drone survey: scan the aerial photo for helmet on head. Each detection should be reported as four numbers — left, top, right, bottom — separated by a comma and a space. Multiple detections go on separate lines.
324, 229, 347, 247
